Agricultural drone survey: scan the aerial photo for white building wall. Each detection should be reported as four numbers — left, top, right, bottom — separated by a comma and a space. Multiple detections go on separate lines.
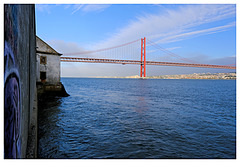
36, 53, 60, 84
36, 36, 61, 84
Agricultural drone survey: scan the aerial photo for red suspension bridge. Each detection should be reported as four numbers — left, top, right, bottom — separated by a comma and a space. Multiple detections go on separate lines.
61, 37, 236, 77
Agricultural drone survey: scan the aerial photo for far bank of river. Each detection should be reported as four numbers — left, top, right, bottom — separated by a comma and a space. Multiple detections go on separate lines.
93, 72, 236, 80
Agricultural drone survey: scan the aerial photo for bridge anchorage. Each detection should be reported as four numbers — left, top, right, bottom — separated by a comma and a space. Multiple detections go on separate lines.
61, 37, 236, 77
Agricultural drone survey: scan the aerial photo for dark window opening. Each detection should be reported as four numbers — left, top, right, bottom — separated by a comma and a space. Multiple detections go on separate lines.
40, 56, 47, 65
40, 71, 46, 82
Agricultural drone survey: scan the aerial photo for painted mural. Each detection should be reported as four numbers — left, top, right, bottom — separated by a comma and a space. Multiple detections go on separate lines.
4, 5, 21, 159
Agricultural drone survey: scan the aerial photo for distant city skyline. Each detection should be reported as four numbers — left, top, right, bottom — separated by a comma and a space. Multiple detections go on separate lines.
35, 3, 236, 77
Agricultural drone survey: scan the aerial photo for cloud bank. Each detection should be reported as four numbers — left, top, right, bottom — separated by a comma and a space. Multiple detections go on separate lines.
43, 4, 235, 55
93, 4, 235, 49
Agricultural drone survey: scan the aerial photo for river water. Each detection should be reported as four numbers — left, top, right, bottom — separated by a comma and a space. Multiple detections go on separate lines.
38, 78, 236, 158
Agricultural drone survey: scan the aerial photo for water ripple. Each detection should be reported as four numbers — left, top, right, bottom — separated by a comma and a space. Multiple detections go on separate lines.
38, 78, 236, 158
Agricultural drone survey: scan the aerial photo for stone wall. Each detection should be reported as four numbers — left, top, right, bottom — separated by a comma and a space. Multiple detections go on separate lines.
4, 4, 36, 158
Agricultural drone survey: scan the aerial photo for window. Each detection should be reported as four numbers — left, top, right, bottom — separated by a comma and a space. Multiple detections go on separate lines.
40, 56, 47, 65
40, 71, 46, 81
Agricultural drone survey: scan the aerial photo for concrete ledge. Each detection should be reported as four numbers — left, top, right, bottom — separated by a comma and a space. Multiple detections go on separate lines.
37, 82, 70, 97
26, 91, 38, 158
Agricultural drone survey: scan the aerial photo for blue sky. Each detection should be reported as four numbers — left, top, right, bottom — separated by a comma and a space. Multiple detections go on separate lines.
36, 3, 236, 77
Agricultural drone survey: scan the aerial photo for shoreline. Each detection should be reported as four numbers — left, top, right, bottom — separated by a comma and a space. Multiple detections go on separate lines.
61, 72, 236, 80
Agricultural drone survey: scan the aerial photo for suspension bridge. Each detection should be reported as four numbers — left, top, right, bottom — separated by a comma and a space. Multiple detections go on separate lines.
60, 37, 236, 77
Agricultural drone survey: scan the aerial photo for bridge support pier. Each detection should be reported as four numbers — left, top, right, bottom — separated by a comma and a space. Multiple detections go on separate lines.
140, 37, 146, 78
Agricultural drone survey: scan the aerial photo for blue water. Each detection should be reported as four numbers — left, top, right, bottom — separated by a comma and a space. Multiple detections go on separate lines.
38, 78, 236, 158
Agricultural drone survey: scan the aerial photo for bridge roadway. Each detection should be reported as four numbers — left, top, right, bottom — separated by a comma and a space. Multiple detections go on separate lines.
61, 57, 236, 69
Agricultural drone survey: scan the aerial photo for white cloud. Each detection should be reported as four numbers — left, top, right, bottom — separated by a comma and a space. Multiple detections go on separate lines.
36, 4, 110, 15
93, 4, 235, 49
47, 40, 98, 57
156, 22, 236, 44
36, 4, 52, 14
71, 4, 84, 14
71, 4, 110, 14
81, 4, 110, 12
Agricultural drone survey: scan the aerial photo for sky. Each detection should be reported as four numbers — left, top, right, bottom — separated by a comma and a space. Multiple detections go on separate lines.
35, 2, 236, 77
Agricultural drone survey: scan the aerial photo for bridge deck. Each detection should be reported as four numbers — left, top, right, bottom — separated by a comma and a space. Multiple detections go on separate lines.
60, 57, 236, 69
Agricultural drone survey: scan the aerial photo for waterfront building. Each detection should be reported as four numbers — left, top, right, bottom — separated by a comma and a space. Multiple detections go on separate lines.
36, 36, 61, 84
36, 36, 69, 96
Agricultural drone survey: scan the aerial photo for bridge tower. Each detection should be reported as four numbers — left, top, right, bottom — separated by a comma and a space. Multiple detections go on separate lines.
140, 37, 146, 77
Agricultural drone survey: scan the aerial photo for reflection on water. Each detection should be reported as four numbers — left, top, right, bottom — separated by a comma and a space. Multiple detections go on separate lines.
38, 97, 63, 157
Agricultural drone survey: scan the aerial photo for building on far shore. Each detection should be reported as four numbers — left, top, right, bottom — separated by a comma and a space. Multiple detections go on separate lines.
36, 36, 69, 97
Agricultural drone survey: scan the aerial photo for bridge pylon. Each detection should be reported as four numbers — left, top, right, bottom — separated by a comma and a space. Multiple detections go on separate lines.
140, 37, 146, 77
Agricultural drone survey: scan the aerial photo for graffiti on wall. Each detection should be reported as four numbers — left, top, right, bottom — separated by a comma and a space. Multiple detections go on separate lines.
4, 5, 21, 159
